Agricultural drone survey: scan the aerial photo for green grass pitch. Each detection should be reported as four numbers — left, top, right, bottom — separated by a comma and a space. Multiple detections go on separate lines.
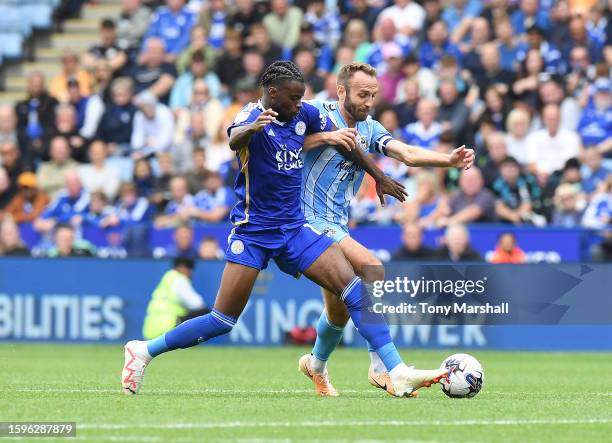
1, 344, 611, 442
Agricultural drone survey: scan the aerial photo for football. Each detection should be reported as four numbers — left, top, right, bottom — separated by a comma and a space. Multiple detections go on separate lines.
440, 353, 484, 398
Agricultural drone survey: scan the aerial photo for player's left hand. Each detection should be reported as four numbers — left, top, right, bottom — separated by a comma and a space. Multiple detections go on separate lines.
449, 145, 475, 170
375, 175, 408, 206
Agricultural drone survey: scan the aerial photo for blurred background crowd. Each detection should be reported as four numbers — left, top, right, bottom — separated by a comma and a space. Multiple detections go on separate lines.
0, 0, 610, 261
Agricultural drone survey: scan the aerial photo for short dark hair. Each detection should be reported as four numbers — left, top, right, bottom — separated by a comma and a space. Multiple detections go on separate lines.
173, 257, 195, 270
501, 156, 520, 168
260, 61, 304, 87
100, 18, 116, 30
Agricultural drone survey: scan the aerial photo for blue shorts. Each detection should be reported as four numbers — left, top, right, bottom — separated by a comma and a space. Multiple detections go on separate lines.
306, 218, 350, 243
224, 223, 334, 277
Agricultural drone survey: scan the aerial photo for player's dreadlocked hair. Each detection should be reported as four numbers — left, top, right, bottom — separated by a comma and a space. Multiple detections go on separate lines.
260, 61, 304, 87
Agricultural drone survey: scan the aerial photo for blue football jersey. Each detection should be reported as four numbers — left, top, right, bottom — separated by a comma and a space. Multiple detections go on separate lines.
301, 100, 393, 226
227, 100, 332, 230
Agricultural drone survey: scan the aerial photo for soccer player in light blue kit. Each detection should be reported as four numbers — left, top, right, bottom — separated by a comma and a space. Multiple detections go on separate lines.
121, 61, 449, 397
297, 62, 475, 396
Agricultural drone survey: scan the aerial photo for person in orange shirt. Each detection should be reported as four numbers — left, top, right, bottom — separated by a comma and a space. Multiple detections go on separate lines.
4, 172, 50, 224
490, 231, 527, 264
49, 50, 94, 102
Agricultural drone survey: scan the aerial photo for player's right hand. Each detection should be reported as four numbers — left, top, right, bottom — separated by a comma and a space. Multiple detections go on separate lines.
328, 128, 358, 151
250, 109, 278, 132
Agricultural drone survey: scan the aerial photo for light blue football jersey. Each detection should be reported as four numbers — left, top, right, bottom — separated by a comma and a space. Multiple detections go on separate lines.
301, 100, 393, 226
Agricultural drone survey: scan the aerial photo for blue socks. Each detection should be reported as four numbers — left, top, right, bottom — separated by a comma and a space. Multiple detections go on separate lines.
341, 276, 402, 371
312, 313, 344, 362
146, 309, 237, 358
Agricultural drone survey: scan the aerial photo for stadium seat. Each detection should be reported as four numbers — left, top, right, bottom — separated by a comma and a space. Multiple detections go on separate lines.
16, 0, 55, 31
0, 5, 32, 59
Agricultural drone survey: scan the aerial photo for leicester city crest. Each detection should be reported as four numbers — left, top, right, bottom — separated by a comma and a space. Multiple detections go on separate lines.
295, 121, 306, 135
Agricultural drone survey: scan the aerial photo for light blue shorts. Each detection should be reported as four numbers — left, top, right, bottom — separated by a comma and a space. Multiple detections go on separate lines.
306, 219, 350, 243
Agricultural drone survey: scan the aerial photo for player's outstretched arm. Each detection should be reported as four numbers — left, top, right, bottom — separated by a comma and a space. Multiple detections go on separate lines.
386, 140, 475, 170
228, 109, 278, 151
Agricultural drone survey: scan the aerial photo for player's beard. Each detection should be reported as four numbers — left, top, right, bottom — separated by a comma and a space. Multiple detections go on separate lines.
344, 93, 369, 122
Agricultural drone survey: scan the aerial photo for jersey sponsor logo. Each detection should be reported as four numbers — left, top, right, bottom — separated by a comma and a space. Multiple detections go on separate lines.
230, 240, 244, 255
275, 146, 304, 171
295, 121, 306, 135
336, 159, 362, 181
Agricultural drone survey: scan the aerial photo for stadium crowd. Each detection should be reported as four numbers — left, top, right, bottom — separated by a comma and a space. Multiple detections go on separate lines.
0, 0, 610, 261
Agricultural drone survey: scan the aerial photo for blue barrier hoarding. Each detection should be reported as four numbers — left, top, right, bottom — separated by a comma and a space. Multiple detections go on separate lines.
0, 259, 610, 350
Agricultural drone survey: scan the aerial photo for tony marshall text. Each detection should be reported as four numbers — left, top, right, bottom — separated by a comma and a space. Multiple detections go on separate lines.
372, 303, 509, 315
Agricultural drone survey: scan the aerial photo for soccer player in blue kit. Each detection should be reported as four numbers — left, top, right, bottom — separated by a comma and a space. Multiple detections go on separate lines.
121, 61, 449, 397
297, 62, 475, 396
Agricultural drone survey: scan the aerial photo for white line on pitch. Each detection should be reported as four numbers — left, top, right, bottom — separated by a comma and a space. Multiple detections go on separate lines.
14, 388, 366, 394
76, 418, 612, 430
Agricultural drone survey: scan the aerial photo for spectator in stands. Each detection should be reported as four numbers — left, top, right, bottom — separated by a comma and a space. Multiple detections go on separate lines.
342, 19, 372, 64
154, 175, 194, 227
401, 99, 442, 149
96, 77, 136, 153
116, 0, 151, 53
85, 18, 128, 75
190, 172, 234, 223
561, 15, 601, 66
304, 0, 342, 51
131, 92, 174, 159
170, 51, 222, 109
176, 26, 217, 75
52, 103, 89, 163
77, 141, 121, 201
578, 78, 612, 151
377, 43, 404, 104
493, 156, 544, 226
495, 18, 524, 72
294, 50, 325, 94
47, 224, 96, 258
511, 0, 550, 36
442, 0, 482, 35
343, 0, 379, 33
239, 51, 265, 87
548, 0, 571, 48
394, 79, 419, 127
93, 59, 114, 104
551, 183, 584, 227
367, 17, 411, 72
263, 0, 303, 52
0, 105, 18, 145
378, 0, 425, 37
376, 107, 402, 141
536, 77, 581, 131
113, 182, 154, 226
419, 20, 461, 70
165, 222, 198, 258
473, 43, 515, 98
4, 172, 49, 224
244, 23, 283, 69
184, 147, 209, 193
581, 148, 611, 195
197, 0, 228, 51
391, 222, 435, 261
395, 170, 445, 228
36, 136, 78, 199
512, 49, 545, 109
15, 72, 58, 166
489, 232, 527, 263
504, 108, 532, 167
435, 224, 482, 262
480, 131, 509, 188
34, 169, 90, 234
82, 191, 116, 228
0, 140, 26, 187
455, 17, 490, 74
526, 104, 583, 180
0, 167, 13, 211
475, 86, 512, 134
441, 167, 497, 227
143, 0, 195, 61
49, 50, 94, 102
582, 175, 612, 230
66, 79, 105, 143
228, 0, 265, 39
131, 38, 177, 104
198, 236, 222, 259
438, 80, 470, 142
173, 82, 223, 173
519, 25, 563, 75
0, 217, 29, 256
215, 30, 245, 92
